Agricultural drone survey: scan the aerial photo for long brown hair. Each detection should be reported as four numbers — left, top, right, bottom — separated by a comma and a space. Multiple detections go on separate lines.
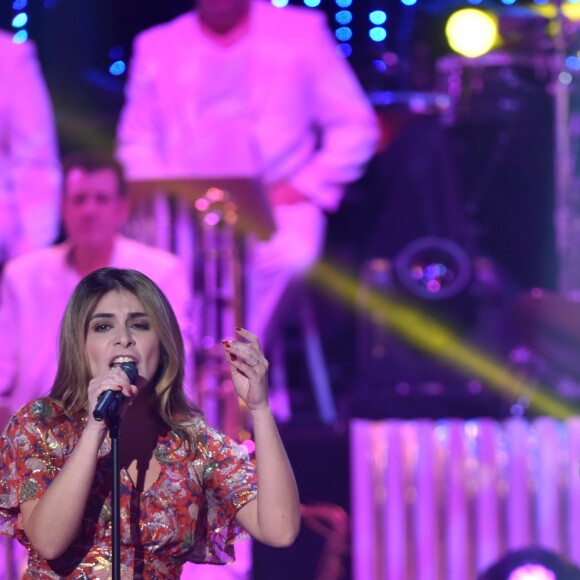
50, 267, 200, 437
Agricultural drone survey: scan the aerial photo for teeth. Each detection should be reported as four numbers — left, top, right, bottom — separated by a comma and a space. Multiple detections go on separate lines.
111, 356, 135, 366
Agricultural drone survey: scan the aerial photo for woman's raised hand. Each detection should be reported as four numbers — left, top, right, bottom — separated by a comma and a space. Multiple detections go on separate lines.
221, 327, 269, 412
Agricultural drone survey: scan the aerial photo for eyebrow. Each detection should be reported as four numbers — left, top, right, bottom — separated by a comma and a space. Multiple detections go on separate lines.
89, 312, 148, 321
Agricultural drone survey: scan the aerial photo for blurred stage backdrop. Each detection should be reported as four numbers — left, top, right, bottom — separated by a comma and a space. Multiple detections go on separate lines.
5, 0, 580, 578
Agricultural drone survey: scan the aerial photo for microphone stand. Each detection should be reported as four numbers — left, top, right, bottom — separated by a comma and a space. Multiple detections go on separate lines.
108, 404, 122, 580
94, 363, 136, 578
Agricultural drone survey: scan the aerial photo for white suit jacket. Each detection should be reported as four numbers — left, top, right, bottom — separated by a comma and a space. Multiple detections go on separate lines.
0, 32, 61, 259
0, 236, 192, 413
116, 1, 378, 212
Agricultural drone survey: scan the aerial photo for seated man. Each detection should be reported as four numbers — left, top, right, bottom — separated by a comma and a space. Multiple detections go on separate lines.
0, 153, 193, 415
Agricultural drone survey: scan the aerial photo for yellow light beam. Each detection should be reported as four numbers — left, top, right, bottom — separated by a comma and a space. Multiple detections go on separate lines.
310, 260, 578, 419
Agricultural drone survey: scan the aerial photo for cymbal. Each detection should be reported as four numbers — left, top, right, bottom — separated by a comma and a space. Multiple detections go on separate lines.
511, 290, 580, 379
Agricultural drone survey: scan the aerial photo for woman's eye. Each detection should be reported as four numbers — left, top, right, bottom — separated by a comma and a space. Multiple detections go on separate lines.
94, 324, 111, 332
132, 322, 150, 331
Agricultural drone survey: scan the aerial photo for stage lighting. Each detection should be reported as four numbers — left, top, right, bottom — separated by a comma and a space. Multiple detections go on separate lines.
445, 8, 498, 58
479, 547, 580, 580
533, 2, 580, 24
508, 564, 556, 580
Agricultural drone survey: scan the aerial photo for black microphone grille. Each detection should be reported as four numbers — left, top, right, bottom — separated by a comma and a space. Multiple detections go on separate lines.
119, 361, 138, 384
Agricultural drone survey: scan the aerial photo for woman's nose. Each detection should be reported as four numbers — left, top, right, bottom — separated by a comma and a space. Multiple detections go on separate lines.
114, 327, 135, 346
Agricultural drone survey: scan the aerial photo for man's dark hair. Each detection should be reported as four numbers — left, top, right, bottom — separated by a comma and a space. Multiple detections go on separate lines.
62, 152, 126, 198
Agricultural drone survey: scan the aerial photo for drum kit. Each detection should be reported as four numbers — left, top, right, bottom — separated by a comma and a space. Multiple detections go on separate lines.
360, 1, 580, 408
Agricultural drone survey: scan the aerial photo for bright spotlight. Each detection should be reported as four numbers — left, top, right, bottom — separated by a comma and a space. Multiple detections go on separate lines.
445, 8, 498, 58
507, 564, 555, 580
479, 547, 580, 580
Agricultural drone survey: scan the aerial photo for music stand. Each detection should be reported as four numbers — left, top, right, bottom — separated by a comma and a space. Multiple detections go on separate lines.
127, 176, 276, 241
127, 177, 275, 438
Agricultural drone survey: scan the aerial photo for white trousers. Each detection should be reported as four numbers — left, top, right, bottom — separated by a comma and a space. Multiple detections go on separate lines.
245, 201, 326, 343
181, 538, 253, 580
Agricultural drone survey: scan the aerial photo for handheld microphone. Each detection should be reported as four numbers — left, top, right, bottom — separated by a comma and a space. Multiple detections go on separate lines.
93, 361, 138, 422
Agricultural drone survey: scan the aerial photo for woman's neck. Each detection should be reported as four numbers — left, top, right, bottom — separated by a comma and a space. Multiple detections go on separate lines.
119, 399, 165, 475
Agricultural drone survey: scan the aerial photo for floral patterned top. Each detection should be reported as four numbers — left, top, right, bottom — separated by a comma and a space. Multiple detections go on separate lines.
0, 398, 258, 579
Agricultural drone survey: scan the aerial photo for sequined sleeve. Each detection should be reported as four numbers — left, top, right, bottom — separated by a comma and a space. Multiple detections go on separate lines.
188, 421, 258, 564
0, 399, 72, 541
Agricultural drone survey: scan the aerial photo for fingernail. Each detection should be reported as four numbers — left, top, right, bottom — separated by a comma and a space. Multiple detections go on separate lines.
235, 327, 242, 332
222, 341, 232, 348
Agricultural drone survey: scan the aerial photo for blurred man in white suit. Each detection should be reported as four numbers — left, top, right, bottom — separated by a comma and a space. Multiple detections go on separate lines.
0, 31, 61, 263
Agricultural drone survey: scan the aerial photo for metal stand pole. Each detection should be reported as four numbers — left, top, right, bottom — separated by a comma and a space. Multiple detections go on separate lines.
552, 0, 580, 293
195, 188, 246, 439
110, 414, 121, 580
